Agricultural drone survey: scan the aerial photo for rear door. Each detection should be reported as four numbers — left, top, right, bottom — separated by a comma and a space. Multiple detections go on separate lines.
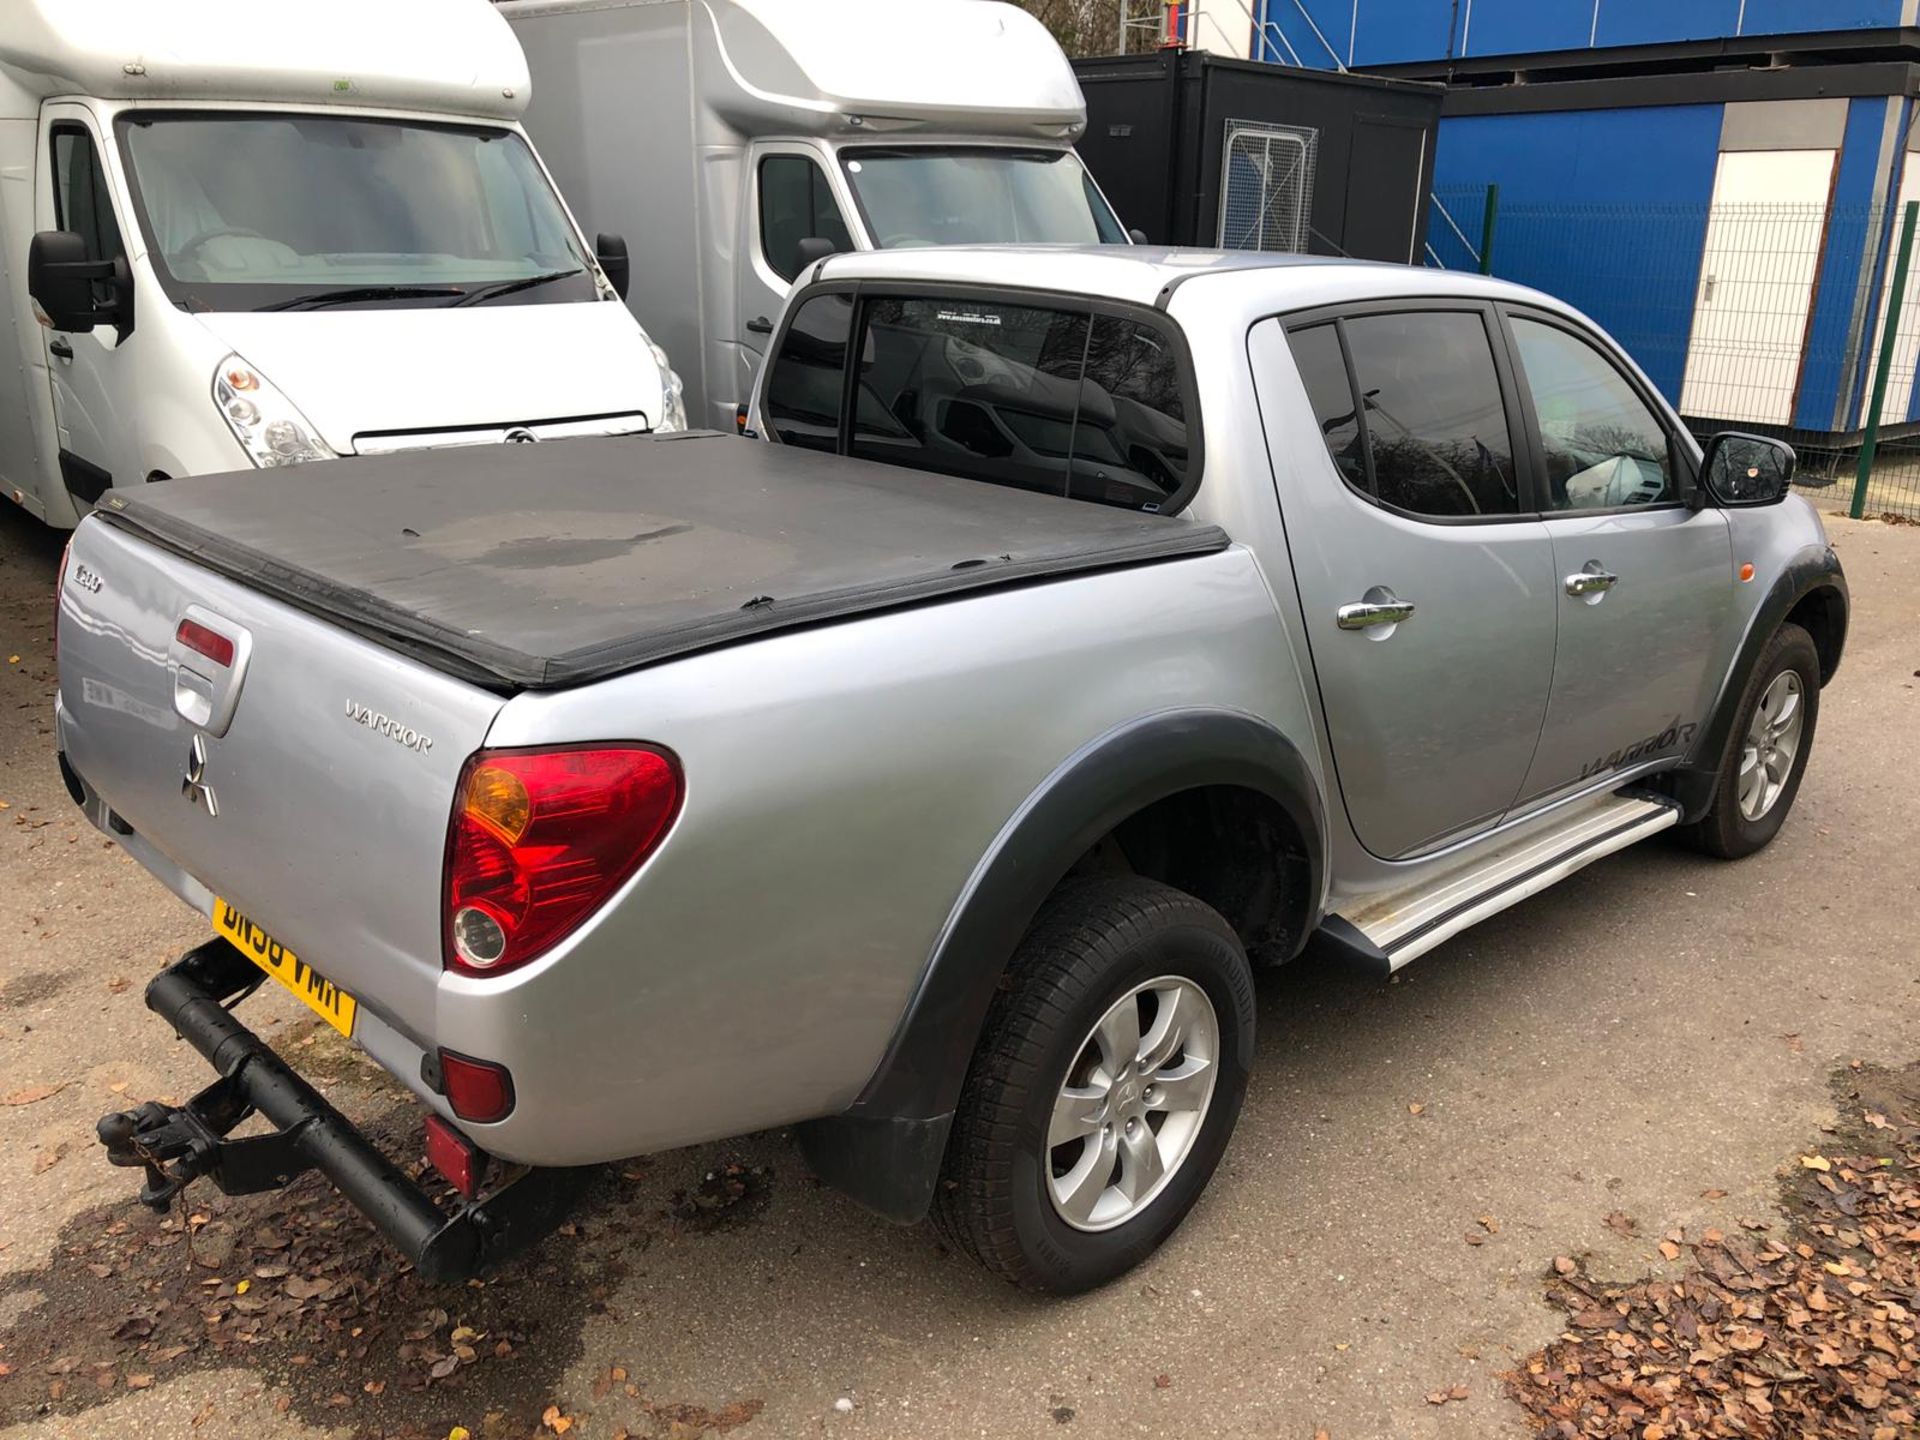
1250, 303, 1558, 859
1500, 306, 1732, 805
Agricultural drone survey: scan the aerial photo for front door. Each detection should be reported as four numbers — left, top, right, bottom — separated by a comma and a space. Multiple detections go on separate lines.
1502, 308, 1733, 805
37, 103, 137, 516
1251, 305, 1558, 859
733, 144, 856, 416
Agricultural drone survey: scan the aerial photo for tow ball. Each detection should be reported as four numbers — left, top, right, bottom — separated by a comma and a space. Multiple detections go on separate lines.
97, 1074, 312, 1212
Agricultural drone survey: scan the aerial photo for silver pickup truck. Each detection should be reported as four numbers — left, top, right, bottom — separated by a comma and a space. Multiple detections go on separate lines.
60, 248, 1846, 1294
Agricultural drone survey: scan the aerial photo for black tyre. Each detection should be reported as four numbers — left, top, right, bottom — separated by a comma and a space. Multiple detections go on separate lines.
1684, 621, 1821, 859
934, 876, 1255, 1293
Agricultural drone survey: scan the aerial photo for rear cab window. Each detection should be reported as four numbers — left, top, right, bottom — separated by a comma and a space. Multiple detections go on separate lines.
762, 286, 1200, 513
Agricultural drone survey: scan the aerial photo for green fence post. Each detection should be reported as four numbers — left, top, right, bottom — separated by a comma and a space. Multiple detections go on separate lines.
1853, 199, 1919, 519
1478, 184, 1500, 276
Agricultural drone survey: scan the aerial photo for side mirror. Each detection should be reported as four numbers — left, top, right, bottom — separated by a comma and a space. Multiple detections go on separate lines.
795, 235, 840, 270
1701, 431, 1796, 507
29, 230, 126, 333
1127, 227, 1149, 245
594, 232, 630, 301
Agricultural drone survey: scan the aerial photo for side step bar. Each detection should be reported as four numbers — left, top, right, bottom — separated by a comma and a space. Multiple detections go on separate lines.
96, 939, 589, 1282
1319, 792, 1683, 977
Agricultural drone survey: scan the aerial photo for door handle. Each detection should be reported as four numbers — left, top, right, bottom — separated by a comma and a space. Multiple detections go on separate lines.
1564, 569, 1619, 598
49, 338, 73, 361
1336, 598, 1417, 630
746, 316, 774, 335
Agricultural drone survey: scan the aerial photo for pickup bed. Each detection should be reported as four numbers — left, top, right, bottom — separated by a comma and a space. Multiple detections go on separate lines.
61, 248, 1848, 1293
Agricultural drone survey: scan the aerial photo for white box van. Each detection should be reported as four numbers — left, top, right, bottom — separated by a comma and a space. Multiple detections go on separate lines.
502, 0, 1133, 429
0, 0, 682, 528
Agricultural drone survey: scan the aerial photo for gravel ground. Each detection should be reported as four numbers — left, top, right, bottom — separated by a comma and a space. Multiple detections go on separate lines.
0, 501, 1915, 1440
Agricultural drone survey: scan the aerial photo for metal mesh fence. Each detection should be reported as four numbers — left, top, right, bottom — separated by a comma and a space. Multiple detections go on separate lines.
1428, 185, 1920, 518
1219, 122, 1319, 253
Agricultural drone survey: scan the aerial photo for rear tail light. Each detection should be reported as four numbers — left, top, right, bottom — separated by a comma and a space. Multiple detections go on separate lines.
424, 1112, 487, 1196
443, 744, 681, 976
53, 538, 71, 661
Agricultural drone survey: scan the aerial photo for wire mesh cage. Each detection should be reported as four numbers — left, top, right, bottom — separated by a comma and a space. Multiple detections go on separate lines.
1218, 122, 1319, 254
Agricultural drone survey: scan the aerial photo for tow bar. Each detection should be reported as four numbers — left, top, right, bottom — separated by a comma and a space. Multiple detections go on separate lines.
96, 938, 587, 1283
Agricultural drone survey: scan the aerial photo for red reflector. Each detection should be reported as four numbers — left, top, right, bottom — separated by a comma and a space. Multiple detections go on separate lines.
443, 744, 682, 976
424, 1114, 484, 1199
176, 617, 235, 667
439, 1050, 515, 1125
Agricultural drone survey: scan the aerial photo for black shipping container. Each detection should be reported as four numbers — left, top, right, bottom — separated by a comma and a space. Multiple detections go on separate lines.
1073, 50, 1443, 264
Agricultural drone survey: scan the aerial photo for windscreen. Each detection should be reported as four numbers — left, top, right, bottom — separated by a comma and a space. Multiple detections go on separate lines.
840, 147, 1127, 248
117, 114, 596, 312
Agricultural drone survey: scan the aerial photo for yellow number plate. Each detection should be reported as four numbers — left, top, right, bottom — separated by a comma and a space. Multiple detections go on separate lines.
213, 898, 358, 1037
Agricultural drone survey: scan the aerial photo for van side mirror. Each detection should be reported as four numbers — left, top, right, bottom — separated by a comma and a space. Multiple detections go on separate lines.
1127, 227, 1149, 245
796, 235, 840, 269
594, 232, 630, 301
29, 230, 127, 334
1700, 431, 1796, 507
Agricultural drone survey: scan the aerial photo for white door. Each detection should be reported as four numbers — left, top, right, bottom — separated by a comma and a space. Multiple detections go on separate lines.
1860, 151, 1920, 427
37, 102, 140, 511
734, 144, 857, 416
1679, 149, 1836, 427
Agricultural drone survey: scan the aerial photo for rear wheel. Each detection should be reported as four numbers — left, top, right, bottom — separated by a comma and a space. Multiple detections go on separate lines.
1684, 622, 1820, 859
934, 876, 1255, 1293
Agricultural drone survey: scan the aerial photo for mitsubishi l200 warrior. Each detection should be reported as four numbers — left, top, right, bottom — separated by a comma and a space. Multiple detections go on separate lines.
59, 249, 1846, 1293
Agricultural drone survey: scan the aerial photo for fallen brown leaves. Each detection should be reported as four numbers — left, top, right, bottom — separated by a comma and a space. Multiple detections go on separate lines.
1506, 1062, 1920, 1438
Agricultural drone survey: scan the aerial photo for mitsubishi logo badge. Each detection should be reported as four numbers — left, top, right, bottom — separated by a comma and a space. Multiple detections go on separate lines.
182, 733, 218, 816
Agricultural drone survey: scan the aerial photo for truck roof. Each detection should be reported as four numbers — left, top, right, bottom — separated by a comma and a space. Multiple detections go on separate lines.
499, 0, 1084, 140
806, 244, 1565, 315
95, 432, 1228, 692
0, 0, 529, 121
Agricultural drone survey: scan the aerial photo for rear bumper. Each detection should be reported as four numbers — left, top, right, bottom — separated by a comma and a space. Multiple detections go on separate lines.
98, 939, 587, 1282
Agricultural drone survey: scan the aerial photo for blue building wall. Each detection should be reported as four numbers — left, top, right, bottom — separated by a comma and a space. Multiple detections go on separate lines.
1430, 107, 1723, 399
1431, 96, 1907, 431
1253, 0, 1904, 70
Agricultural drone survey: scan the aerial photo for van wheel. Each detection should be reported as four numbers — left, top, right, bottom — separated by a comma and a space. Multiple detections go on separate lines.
933, 877, 1254, 1293
1684, 621, 1821, 859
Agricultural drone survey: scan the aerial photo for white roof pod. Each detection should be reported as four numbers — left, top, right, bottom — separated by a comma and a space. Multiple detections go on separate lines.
506, 0, 1088, 141
0, 0, 530, 122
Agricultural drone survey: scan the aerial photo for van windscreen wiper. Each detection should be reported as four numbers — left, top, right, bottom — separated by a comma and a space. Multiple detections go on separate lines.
257, 285, 467, 313
452, 269, 583, 307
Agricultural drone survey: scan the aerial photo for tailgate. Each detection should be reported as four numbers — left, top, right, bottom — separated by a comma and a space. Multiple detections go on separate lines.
55, 517, 506, 1047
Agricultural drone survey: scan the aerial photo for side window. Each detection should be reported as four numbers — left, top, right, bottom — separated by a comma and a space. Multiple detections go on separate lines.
51, 126, 125, 268
758, 156, 853, 284
1286, 323, 1366, 491
764, 292, 852, 452
1509, 316, 1676, 510
1340, 311, 1519, 518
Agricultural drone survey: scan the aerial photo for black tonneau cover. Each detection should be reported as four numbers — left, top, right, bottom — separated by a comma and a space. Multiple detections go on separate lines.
99, 432, 1229, 691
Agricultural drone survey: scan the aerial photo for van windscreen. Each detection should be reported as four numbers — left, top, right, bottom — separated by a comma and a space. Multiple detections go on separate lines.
117, 114, 597, 313
840, 148, 1126, 249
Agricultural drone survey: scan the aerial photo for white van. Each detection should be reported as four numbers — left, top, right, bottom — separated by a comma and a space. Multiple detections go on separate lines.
503, 0, 1133, 429
0, 0, 681, 529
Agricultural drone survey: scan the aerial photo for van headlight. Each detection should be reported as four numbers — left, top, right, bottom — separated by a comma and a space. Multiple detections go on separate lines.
212, 355, 336, 467
648, 339, 687, 433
